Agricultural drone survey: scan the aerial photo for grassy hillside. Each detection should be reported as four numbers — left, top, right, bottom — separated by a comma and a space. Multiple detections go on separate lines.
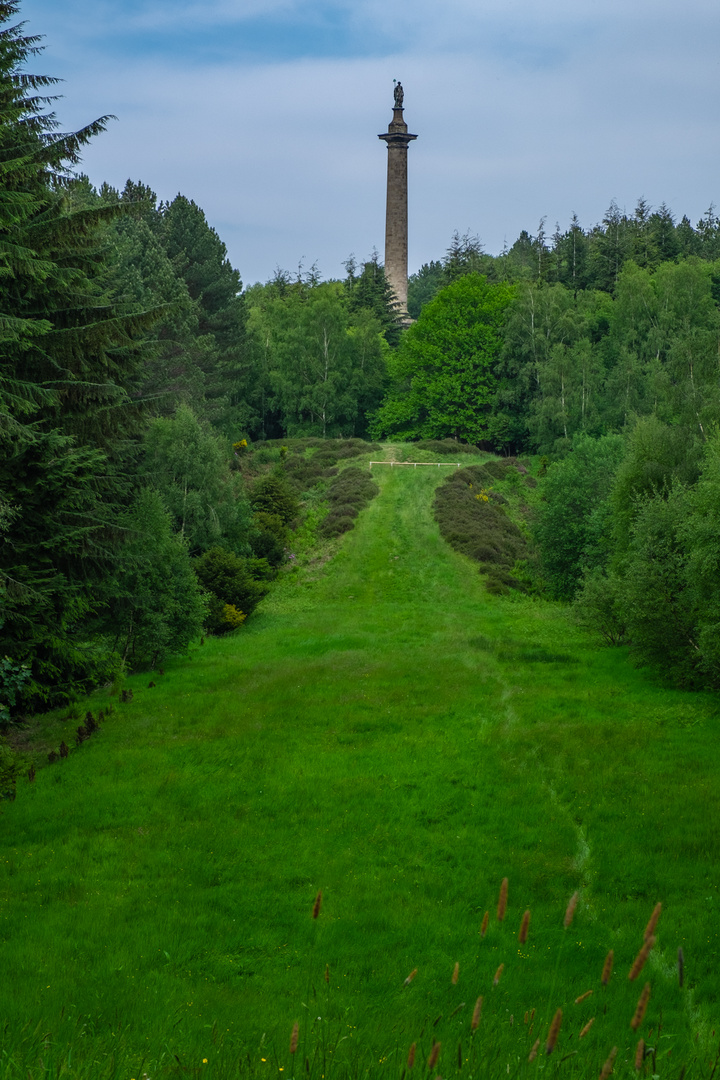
2, 445, 718, 1079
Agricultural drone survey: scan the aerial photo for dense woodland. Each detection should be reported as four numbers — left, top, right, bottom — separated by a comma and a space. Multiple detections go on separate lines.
3, 0, 720, 727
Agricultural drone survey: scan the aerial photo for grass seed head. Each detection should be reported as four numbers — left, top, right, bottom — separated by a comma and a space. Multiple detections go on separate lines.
290, 1022, 299, 1055
427, 1042, 441, 1071
601, 949, 614, 985
634, 1039, 645, 1071
407, 1043, 416, 1069
528, 1039, 540, 1062
564, 892, 579, 928
471, 997, 483, 1030
497, 878, 508, 922
644, 903, 662, 942
575, 990, 594, 1004
599, 1047, 618, 1080
629, 937, 655, 981
403, 968, 418, 987
579, 1018, 595, 1039
631, 983, 651, 1032
480, 911, 489, 938
493, 963, 504, 986
519, 910, 531, 944
452, 962, 459, 985
546, 1009, 562, 1055
312, 891, 322, 920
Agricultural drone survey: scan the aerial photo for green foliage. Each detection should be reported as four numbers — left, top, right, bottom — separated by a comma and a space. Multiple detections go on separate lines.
0, 655, 31, 724
3, 464, 717, 1076
372, 275, 515, 443
433, 461, 530, 591
141, 405, 251, 554
609, 416, 701, 553
108, 488, 207, 670
344, 253, 402, 347
245, 278, 388, 439
534, 434, 625, 599
0, 735, 21, 799
194, 546, 269, 634
249, 472, 299, 525
0, 6, 165, 709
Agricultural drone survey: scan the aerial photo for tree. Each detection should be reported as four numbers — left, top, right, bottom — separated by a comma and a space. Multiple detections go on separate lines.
140, 405, 251, 555
533, 434, 625, 599
344, 252, 402, 346
108, 488, 207, 669
371, 274, 515, 443
0, 1, 158, 708
407, 260, 444, 318
246, 279, 387, 438
159, 194, 249, 433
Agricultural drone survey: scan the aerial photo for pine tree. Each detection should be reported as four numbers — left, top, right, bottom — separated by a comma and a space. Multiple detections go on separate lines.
0, 2, 156, 708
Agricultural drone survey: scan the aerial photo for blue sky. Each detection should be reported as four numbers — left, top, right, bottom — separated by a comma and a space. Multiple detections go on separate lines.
19, 0, 720, 285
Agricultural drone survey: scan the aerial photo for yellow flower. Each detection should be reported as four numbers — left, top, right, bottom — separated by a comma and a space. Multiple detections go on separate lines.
203, 1060, 208, 1064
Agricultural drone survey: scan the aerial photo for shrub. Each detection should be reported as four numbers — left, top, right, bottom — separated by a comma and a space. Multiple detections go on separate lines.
249, 473, 299, 525
249, 511, 287, 566
434, 464, 529, 592
194, 547, 270, 634
318, 467, 379, 539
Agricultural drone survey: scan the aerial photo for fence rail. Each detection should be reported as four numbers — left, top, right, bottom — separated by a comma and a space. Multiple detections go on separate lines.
369, 461, 461, 468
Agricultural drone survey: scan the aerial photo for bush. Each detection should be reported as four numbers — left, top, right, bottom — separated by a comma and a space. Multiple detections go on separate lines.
318, 467, 379, 539
194, 547, 270, 634
249, 511, 287, 566
249, 474, 299, 525
434, 464, 529, 592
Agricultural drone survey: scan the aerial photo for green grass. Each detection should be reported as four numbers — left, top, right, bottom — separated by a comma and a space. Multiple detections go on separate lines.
2, 446, 719, 1079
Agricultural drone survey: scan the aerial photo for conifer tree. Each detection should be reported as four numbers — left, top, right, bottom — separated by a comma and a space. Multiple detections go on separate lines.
0, 2, 156, 708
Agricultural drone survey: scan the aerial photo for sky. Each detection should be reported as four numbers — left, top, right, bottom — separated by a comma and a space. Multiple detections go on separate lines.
18, 0, 720, 286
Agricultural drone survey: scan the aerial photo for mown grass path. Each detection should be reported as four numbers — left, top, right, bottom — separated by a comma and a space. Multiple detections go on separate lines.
2, 451, 719, 1077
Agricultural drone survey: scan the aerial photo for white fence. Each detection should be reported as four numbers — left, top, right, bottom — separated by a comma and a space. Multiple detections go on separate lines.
369, 461, 462, 469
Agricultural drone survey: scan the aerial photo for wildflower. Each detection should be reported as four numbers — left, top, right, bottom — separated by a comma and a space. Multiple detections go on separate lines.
564, 892, 579, 928
519, 910, 531, 944
427, 1042, 441, 1070
497, 878, 508, 922
628, 937, 654, 980
634, 1039, 645, 1071
601, 949, 614, 985
546, 1009, 562, 1055
644, 903, 662, 942
630, 983, 651, 1032
599, 1047, 618, 1080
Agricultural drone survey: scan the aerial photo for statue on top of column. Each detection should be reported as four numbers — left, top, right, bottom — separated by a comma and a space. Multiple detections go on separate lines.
393, 81, 404, 108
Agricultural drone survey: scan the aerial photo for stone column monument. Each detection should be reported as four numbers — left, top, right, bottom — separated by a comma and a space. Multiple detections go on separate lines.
378, 82, 417, 321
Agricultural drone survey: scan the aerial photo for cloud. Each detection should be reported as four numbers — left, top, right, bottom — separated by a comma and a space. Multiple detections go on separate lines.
18, 0, 720, 284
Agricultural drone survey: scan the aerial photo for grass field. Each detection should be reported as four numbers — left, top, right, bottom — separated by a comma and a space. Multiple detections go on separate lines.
2, 445, 719, 1079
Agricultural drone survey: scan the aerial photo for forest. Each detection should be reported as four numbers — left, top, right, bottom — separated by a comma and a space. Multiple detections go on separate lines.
3, 0, 720, 727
